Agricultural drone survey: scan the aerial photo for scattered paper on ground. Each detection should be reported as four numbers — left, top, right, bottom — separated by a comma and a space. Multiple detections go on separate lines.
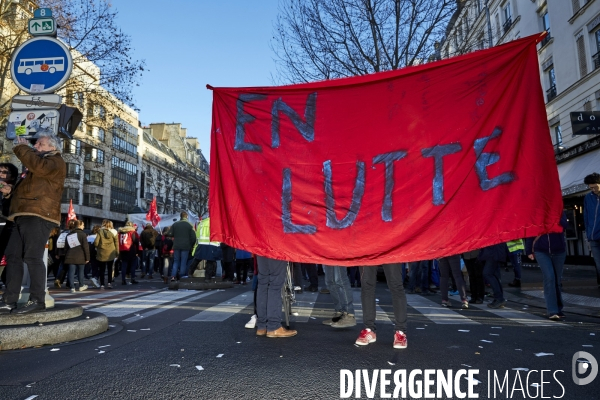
216, 354, 224, 358
98, 351, 105, 354
98, 345, 111, 348
170, 364, 180, 367
50, 348, 60, 352
127, 330, 136, 332
458, 330, 470, 332
481, 340, 493, 343
196, 366, 203, 371
535, 353, 554, 357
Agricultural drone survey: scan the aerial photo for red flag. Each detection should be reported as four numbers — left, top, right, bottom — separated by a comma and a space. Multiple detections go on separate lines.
146, 197, 161, 227
67, 199, 77, 224
209, 34, 563, 265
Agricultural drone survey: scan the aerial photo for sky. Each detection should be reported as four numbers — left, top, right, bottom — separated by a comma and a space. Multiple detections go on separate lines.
110, 0, 281, 160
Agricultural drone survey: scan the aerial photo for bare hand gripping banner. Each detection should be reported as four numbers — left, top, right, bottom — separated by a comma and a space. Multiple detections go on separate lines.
208, 34, 563, 266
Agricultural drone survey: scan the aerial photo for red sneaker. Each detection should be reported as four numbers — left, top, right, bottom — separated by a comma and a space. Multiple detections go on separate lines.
393, 330, 407, 349
355, 328, 376, 346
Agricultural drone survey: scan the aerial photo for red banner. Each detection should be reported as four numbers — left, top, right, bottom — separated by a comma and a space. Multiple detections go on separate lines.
208, 34, 563, 265
146, 196, 161, 227
67, 199, 77, 224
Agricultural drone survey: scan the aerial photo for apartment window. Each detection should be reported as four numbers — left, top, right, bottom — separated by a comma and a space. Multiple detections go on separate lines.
593, 30, 600, 70
572, 0, 580, 14
97, 128, 105, 142
540, 12, 551, 47
554, 124, 563, 146
546, 66, 557, 102
502, 3, 512, 33
61, 187, 80, 204
84, 170, 104, 186
576, 34, 588, 77
84, 146, 104, 164
83, 193, 103, 209
112, 117, 138, 157
495, 14, 501, 39
62, 140, 81, 155
93, 104, 106, 119
66, 163, 80, 179
72, 92, 84, 108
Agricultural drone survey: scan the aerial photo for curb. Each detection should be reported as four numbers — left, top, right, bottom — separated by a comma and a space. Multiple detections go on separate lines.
0, 305, 83, 326
0, 312, 108, 351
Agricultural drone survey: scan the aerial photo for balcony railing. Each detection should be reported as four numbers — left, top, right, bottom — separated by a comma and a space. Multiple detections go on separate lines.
540, 30, 551, 47
503, 17, 512, 34
593, 51, 600, 71
546, 85, 557, 102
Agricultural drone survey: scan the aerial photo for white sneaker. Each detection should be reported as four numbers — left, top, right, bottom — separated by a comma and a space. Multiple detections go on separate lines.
100, 285, 105, 290
79, 285, 88, 292
70, 288, 76, 293
245, 314, 257, 329
90, 277, 100, 288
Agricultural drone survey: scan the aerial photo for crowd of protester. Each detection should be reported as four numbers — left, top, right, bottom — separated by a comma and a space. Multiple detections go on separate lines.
0, 132, 597, 352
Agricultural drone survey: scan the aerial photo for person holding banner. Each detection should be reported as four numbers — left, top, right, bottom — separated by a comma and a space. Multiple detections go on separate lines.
356, 264, 407, 348
255, 256, 297, 338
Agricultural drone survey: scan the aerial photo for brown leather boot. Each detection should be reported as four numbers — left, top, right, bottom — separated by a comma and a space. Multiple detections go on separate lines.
256, 329, 267, 336
266, 327, 297, 338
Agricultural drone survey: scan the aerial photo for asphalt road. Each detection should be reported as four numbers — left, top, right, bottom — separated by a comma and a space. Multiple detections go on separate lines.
0, 279, 598, 400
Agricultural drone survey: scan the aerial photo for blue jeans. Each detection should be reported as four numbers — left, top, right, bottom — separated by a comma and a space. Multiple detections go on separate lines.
408, 260, 429, 291
171, 249, 189, 278
121, 258, 136, 283
534, 251, 565, 315
438, 255, 467, 301
142, 249, 156, 276
256, 256, 286, 332
509, 251, 523, 280
483, 260, 504, 302
323, 266, 355, 314
589, 240, 600, 284
68, 264, 85, 288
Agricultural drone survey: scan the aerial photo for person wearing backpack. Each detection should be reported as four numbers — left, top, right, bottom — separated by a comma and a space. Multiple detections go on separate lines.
64, 220, 90, 293
118, 221, 140, 285
94, 219, 119, 289
166, 212, 196, 282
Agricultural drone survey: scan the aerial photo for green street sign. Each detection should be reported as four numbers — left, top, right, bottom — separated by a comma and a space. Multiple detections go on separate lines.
28, 17, 56, 36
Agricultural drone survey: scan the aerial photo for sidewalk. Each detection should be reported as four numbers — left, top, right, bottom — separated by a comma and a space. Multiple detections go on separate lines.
501, 263, 600, 318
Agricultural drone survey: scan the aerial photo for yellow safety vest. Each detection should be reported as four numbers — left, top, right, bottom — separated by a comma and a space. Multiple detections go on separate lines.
507, 239, 524, 252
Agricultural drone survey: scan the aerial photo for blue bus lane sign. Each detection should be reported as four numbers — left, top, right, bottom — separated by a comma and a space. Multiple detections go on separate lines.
11, 36, 73, 94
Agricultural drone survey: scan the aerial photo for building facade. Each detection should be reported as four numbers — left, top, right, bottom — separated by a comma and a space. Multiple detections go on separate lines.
441, 0, 600, 262
0, 2, 210, 230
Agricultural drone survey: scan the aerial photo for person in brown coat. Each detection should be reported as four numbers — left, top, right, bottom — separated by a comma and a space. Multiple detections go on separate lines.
64, 220, 90, 293
0, 133, 66, 314
94, 220, 120, 289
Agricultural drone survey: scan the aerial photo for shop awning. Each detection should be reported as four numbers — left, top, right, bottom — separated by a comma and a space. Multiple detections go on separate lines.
558, 149, 600, 196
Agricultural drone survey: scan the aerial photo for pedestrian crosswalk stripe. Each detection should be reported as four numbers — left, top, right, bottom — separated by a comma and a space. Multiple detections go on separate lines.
89, 291, 202, 317
122, 291, 218, 324
406, 294, 480, 325
352, 290, 392, 325
54, 290, 163, 309
468, 303, 565, 327
523, 290, 600, 308
184, 292, 254, 322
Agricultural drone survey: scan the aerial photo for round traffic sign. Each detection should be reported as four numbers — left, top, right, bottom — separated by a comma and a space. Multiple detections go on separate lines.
10, 36, 73, 94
